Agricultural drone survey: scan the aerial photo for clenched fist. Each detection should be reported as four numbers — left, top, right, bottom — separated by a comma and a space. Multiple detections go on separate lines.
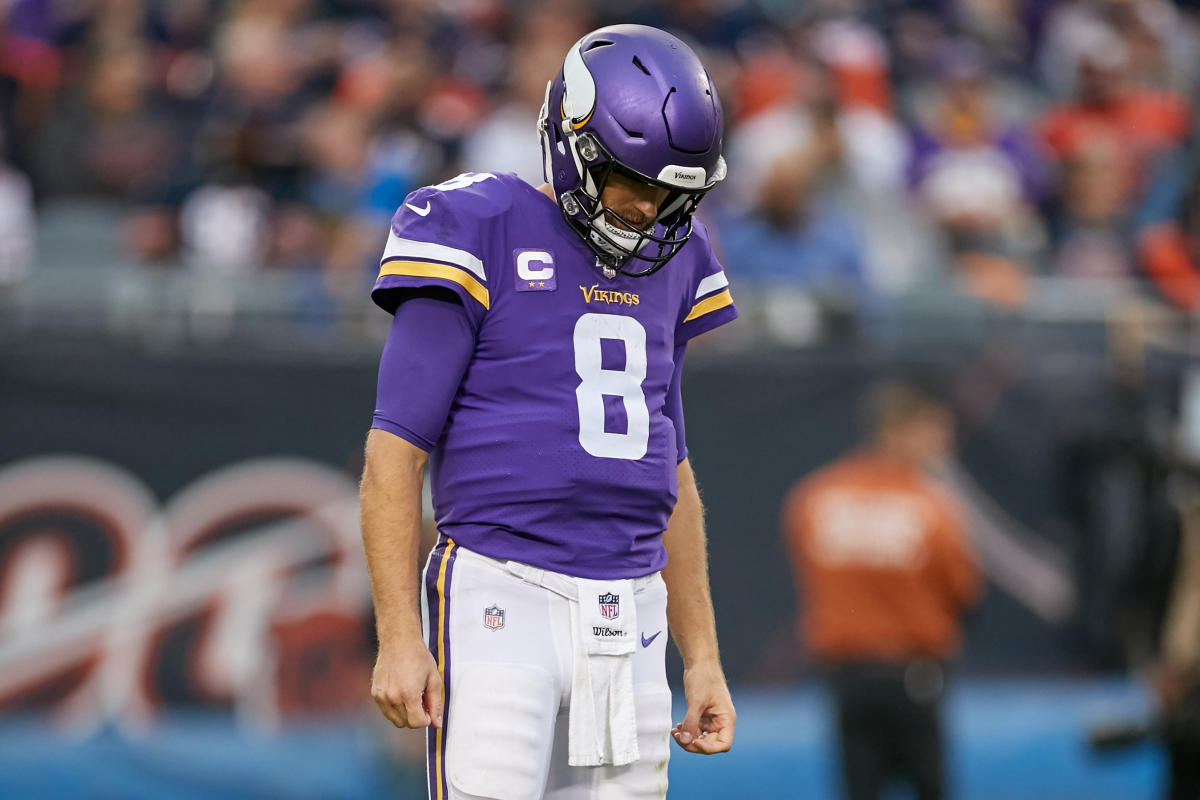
371, 639, 444, 729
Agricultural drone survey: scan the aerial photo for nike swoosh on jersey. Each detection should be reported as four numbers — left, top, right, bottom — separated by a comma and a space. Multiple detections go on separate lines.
405, 201, 432, 216
641, 631, 661, 648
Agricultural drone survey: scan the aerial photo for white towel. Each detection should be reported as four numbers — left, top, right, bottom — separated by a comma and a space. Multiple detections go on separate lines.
568, 578, 639, 767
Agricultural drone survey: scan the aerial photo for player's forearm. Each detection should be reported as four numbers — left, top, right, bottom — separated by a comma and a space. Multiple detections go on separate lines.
1163, 521, 1200, 672
360, 428, 429, 646
662, 458, 723, 670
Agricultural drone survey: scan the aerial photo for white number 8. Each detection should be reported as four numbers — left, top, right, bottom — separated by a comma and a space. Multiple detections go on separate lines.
431, 172, 496, 192
573, 313, 649, 460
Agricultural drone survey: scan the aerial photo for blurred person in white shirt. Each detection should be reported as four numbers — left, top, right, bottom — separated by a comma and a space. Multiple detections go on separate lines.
0, 126, 34, 288
179, 180, 270, 275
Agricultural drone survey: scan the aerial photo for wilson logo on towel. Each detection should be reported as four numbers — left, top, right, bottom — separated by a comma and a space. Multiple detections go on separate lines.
592, 626, 625, 637
598, 593, 620, 620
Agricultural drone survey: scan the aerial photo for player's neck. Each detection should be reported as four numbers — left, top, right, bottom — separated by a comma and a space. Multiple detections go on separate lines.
537, 183, 557, 204
869, 444, 922, 472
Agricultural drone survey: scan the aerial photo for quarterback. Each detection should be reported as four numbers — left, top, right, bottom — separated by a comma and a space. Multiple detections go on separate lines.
360, 24, 737, 799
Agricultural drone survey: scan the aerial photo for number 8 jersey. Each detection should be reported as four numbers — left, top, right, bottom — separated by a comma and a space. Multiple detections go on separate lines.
371, 172, 736, 579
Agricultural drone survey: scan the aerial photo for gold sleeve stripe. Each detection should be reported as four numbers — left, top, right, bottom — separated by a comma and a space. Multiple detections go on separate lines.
377, 258, 490, 309
682, 288, 733, 323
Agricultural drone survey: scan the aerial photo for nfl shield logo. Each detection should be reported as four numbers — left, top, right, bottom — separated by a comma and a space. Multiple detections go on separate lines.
483, 605, 505, 631
598, 593, 620, 620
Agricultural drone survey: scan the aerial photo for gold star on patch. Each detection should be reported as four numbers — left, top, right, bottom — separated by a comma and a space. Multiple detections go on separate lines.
528, 281, 536, 288
538, 281, 546, 288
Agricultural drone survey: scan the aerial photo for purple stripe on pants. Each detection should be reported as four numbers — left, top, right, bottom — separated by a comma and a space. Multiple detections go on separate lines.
424, 540, 445, 800
437, 544, 459, 798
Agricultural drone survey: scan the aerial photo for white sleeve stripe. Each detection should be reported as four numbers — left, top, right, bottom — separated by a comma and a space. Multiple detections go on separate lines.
694, 270, 729, 300
382, 231, 486, 281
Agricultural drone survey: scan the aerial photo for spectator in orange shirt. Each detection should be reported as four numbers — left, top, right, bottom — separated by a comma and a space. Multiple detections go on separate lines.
782, 380, 981, 800
1039, 23, 1191, 215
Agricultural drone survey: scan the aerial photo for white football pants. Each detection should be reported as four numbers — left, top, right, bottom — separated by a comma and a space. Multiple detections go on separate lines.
420, 537, 672, 800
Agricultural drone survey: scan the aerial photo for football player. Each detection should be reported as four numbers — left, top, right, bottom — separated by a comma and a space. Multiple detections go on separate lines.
360, 24, 737, 799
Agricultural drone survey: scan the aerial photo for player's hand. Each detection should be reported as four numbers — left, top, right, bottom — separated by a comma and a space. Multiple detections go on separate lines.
371, 638, 443, 729
672, 661, 735, 754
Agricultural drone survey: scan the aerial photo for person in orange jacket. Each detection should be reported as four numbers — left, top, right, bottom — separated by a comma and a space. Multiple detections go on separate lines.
783, 380, 981, 800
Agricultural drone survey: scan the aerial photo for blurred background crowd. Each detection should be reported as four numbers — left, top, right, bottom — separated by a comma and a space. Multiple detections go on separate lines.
2, 0, 1200, 322
5, 0, 1200, 797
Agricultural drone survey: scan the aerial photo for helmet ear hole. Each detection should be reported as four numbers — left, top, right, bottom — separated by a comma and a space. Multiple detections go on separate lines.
548, 104, 568, 157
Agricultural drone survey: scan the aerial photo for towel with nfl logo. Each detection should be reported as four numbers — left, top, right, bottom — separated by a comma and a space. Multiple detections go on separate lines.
568, 578, 639, 767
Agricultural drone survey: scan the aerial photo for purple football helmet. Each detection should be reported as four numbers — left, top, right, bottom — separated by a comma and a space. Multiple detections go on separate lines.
538, 24, 726, 277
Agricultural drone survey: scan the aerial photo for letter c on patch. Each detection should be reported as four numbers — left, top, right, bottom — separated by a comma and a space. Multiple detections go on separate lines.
517, 250, 555, 280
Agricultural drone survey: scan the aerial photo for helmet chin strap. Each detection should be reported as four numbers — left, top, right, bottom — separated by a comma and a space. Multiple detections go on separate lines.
588, 215, 650, 278
591, 215, 643, 253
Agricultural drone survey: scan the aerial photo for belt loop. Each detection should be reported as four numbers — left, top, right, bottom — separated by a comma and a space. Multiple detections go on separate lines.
634, 571, 662, 593
505, 559, 545, 587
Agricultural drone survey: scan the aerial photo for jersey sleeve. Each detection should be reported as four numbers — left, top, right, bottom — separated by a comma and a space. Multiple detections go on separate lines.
371, 173, 506, 330
372, 290, 475, 451
676, 219, 737, 343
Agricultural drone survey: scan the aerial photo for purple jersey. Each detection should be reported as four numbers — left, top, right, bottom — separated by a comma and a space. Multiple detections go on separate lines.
371, 172, 736, 578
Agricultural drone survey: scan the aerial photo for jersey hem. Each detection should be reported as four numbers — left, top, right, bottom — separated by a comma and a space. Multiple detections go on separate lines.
438, 529, 668, 580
